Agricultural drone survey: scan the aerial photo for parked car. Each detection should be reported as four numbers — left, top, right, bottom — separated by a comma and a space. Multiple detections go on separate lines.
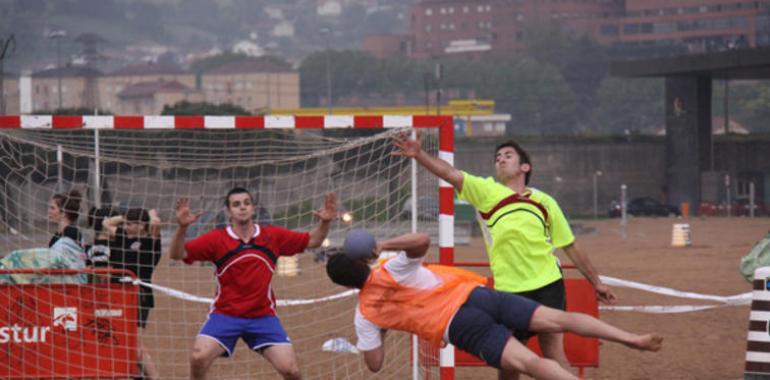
608, 197, 681, 218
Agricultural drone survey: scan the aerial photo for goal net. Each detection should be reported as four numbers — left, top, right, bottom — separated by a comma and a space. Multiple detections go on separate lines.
0, 116, 448, 379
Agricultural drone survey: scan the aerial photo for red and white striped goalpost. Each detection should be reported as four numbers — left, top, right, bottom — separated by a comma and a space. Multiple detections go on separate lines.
0, 114, 458, 380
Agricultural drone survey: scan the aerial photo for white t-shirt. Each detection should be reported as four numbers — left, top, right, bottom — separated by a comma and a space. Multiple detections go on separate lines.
354, 252, 443, 351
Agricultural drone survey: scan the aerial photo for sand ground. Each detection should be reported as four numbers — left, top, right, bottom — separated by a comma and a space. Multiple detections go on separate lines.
140, 217, 763, 379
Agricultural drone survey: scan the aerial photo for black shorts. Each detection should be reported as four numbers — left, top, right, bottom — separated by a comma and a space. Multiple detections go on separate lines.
512, 278, 566, 342
448, 287, 540, 369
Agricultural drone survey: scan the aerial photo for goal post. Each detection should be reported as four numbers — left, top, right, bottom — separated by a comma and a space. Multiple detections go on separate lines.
0, 114, 455, 379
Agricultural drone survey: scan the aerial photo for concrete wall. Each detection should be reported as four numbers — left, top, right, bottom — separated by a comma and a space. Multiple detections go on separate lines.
454, 136, 770, 216
454, 138, 667, 216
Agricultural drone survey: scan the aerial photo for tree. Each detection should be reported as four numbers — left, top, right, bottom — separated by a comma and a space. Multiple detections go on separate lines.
524, 23, 609, 130
34, 107, 113, 116
299, 50, 421, 106
596, 77, 663, 134
438, 57, 578, 134
189, 53, 254, 74
722, 81, 770, 133
161, 101, 250, 116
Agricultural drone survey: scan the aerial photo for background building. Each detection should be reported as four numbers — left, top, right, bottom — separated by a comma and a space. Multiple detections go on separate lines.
599, 0, 770, 54
30, 66, 101, 112
115, 80, 202, 115
201, 60, 299, 112
378, 0, 770, 60
0, 73, 19, 114
406, 0, 623, 59
99, 62, 195, 113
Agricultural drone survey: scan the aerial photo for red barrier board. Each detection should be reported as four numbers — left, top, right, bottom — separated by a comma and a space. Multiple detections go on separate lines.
0, 283, 137, 378
455, 278, 599, 369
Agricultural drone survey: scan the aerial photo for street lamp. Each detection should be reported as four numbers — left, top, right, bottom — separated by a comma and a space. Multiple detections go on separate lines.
48, 30, 67, 110
593, 170, 603, 219
320, 28, 332, 115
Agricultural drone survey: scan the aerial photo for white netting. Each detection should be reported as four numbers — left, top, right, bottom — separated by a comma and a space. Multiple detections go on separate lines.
0, 125, 442, 379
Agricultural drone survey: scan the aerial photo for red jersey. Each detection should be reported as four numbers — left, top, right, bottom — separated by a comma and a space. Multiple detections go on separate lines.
183, 224, 310, 318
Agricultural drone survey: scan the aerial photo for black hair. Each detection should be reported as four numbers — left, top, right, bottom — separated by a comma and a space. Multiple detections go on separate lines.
52, 190, 82, 223
88, 206, 119, 233
125, 208, 150, 232
326, 253, 371, 289
495, 140, 532, 185
225, 187, 253, 208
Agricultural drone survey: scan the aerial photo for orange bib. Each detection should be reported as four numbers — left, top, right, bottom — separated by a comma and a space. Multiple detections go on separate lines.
358, 262, 487, 347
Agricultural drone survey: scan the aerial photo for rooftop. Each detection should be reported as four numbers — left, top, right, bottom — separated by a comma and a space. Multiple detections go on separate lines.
117, 80, 191, 98
204, 60, 293, 75
110, 62, 188, 77
32, 66, 102, 78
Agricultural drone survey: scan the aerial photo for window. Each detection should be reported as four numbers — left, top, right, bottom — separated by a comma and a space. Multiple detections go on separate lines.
426, 8, 432, 16
600, 24, 619, 36
623, 23, 640, 34
653, 21, 675, 33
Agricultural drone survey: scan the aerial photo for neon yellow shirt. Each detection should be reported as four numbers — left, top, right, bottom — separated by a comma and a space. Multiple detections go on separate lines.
458, 172, 575, 292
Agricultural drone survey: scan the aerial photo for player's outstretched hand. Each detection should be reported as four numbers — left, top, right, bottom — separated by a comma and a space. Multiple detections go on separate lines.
595, 284, 618, 305
391, 130, 422, 158
148, 208, 161, 222
175, 198, 201, 227
313, 192, 337, 222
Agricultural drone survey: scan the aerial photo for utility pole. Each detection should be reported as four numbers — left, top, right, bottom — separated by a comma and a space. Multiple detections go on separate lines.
0, 34, 16, 115
48, 30, 67, 110
593, 170, 603, 219
321, 28, 332, 115
423, 73, 431, 114
435, 63, 443, 115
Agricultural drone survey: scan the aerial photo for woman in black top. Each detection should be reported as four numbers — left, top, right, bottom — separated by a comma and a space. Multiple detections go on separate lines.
103, 207, 162, 380
47, 190, 83, 247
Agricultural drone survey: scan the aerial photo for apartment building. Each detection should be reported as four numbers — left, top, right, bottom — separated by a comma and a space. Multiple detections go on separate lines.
394, 0, 770, 59
99, 62, 196, 112
30, 66, 101, 112
596, 0, 770, 53
115, 80, 202, 115
0, 73, 19, 114
201, 60, 299, 112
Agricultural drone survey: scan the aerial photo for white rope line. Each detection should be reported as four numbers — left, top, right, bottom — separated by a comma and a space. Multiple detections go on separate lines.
130, 278, 358, 306
131, 275, 752, 314
597, 275, 751, 314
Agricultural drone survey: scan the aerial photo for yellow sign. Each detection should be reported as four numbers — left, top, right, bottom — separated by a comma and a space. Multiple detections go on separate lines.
271, 99, 495, 116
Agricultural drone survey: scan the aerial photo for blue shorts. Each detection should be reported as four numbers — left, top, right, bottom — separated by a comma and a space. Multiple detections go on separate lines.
448, 287, 540, 369
198, 313, 291, 357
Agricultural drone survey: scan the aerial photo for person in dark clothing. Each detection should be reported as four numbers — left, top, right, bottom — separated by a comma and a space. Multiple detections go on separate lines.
85, 206, 119, 268
103, 207, 162, 380
48, 190, 83, 248
84, 206, 119, 284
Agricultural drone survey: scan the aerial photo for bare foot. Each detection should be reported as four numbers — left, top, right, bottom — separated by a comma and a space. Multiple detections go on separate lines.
627, 334, 663, 352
